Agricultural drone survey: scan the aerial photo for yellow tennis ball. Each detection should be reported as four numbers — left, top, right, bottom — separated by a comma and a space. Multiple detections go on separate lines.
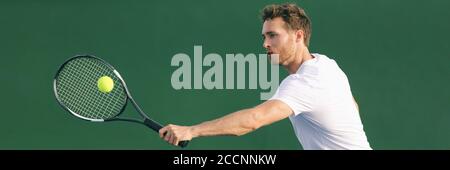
97, 76, 114, 93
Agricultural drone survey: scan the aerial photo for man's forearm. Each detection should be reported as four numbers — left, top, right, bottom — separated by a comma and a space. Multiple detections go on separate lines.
190, 108, 261, 138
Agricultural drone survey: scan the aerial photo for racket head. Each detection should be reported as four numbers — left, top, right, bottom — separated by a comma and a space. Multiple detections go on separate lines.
53, 55, 129, 122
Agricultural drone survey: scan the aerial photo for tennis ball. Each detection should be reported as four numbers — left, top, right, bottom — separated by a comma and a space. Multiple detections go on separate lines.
97, 76, 114, 93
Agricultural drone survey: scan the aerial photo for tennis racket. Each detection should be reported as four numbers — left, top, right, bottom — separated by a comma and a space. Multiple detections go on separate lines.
53, 54, 189, 148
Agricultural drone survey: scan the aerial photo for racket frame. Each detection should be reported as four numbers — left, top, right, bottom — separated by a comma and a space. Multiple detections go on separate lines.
53, 55, 189, 147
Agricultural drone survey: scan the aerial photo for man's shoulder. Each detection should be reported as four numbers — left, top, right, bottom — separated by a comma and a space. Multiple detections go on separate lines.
310, 53, 335, 65
279, 72, 315, 89
306, 53, 343, 74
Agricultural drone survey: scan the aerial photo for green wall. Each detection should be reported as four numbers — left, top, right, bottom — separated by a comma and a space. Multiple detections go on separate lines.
1, 0, 449, 149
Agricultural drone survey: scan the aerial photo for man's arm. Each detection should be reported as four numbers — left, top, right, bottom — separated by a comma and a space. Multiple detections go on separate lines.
159, 99, 293, 146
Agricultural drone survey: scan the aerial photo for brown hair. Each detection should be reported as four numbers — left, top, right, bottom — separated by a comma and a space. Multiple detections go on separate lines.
261, 3, 312, 47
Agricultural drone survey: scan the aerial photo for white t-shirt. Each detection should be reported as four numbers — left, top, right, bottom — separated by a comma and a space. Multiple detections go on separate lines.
270, 53, 372, 150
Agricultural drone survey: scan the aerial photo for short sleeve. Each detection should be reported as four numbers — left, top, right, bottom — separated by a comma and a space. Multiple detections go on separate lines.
269, 75, 315, 116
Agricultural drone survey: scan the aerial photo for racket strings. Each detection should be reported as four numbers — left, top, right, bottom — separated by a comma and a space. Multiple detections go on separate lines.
55, 57, 127, 120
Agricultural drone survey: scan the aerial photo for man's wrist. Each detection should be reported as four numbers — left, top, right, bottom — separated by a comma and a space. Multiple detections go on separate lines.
189, 125, 200, 138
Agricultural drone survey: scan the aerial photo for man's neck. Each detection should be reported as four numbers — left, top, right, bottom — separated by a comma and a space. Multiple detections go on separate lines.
285, 47, 313, 74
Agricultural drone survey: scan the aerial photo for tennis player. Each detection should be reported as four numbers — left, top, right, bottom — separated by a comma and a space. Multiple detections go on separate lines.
160, 3, 371, 150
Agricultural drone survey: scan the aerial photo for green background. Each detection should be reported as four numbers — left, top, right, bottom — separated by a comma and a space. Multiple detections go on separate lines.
1, 0, 449, 150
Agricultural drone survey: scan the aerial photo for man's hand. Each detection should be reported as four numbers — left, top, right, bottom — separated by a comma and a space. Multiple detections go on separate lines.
159, 124, 194, 146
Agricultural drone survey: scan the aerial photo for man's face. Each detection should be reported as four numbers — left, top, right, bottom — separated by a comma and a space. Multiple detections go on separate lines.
262, 17, 297, 65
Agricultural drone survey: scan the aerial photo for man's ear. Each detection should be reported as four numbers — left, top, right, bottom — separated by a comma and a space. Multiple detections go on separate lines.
295, 29, 304, 43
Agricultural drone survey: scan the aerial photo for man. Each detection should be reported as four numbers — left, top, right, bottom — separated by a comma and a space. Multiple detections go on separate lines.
159, 3, 371, 150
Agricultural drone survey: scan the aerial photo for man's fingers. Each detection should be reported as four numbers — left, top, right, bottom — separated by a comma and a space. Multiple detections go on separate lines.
174, 139, 180, 146
164, 131, 171, 141
159, 127, 167, 138
169, 134, 175, 145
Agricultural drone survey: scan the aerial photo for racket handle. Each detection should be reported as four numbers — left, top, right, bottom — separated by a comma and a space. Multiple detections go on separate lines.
143, 118, 190, 148
178, 140, 189, 148
143, 118, 163, 132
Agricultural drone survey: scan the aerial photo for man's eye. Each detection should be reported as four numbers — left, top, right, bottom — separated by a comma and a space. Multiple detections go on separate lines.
269, 34, 276, 38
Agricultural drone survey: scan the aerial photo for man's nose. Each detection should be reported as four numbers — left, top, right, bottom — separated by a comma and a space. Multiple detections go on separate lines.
263, 40, 270, 49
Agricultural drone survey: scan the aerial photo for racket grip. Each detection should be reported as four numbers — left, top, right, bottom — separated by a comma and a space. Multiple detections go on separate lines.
143, 118, 190, 148
143, 118, 163, 132
178, 140, 189, 148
